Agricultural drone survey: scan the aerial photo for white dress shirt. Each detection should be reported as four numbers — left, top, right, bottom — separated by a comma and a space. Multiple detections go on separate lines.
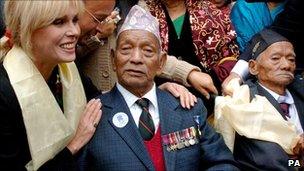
259, 83, 303, 134
116, 83, 159, 133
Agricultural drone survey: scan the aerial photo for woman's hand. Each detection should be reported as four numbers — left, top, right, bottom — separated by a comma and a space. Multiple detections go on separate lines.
67, 99, 102, 155
159, 82, 197, 109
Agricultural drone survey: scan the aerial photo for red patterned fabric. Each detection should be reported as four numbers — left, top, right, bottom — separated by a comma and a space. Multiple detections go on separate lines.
145, 0, 239, 71
144, 127, 166, 171
212, 59, 236, 82
4, 29, 13, 48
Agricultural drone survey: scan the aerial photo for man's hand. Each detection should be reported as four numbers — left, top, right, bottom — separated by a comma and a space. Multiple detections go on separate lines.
159, 82, 197, 109
293, 134, 304, 159
96, 10, 120, 39
292, 134, 304, 168
221, 72, 242, 96
187, 70, 218, 99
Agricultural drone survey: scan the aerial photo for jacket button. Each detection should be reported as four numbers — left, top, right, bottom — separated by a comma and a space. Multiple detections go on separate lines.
102, 71, 109, 78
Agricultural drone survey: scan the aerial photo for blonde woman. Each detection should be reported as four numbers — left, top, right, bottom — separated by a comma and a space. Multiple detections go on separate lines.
0, 1, 102, 170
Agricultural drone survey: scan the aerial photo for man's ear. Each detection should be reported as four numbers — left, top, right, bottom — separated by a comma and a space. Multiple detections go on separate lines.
156, 52, 167, 75
248, 59, 259, 76
110, 49, 116, 72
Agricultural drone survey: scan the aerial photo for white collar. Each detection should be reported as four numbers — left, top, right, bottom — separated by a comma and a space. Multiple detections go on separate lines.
258, 83, 294, 104
116, 82, 158, 109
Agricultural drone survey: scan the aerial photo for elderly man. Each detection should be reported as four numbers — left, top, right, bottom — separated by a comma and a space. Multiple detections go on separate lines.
223, 0, 304, 96
232, 29, 304, 170
77, 5, 238, 171
77, 0, 217, 100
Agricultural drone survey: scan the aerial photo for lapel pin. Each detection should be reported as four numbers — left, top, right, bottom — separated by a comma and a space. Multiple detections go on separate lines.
112, 112, 129, 128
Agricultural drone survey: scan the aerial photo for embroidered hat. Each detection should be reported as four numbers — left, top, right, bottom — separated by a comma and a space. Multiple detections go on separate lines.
117, 5, 161, 43
240, 29, 290, 60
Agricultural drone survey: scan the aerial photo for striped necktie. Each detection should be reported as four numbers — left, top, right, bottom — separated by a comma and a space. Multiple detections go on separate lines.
279, 102, 290, 118
136, 98, 155, 141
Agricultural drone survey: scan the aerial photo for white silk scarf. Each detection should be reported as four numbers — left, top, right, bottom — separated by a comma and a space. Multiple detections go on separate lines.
3, 46, 86, 170
214, 78, 300, 155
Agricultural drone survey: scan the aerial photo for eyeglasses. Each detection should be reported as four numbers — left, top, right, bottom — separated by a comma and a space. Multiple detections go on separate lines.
85, 9, 106, 25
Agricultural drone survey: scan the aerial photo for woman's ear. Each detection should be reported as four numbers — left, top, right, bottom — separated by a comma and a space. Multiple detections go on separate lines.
248, 59, 259, 76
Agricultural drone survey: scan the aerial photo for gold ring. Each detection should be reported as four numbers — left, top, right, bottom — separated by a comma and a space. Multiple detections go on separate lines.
93, 122, 98, 128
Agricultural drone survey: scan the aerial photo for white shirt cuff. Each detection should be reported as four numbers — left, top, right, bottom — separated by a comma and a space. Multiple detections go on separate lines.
231, 60, 249, 81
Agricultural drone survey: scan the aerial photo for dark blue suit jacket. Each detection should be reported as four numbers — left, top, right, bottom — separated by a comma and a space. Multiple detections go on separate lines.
77, 86, 238, 171
233, 78, 304, 171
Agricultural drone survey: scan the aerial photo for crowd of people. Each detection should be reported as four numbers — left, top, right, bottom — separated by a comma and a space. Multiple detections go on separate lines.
0, 0, 303, 170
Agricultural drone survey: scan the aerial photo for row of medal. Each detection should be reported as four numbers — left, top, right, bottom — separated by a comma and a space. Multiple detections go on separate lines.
162, 126, 199, 152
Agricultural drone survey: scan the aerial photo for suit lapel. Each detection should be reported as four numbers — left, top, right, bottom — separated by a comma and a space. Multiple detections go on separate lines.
256, 83, 288, 120
157, 89, 182, 171
105, 87, 154, 171
252, 80, 304, 128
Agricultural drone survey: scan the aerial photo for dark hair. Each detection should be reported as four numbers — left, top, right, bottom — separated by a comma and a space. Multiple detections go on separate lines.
0, 0, 5, 37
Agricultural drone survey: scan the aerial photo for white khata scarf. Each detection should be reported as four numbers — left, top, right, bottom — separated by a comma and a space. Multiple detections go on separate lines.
214, 78, 300, 154
3, 46, 86, 171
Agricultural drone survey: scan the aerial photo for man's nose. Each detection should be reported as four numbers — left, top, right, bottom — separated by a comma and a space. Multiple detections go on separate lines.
130, 48, 143, 63
280, 57, 293, 70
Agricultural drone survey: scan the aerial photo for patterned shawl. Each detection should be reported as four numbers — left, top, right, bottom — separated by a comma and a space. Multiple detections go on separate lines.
145, 0, 239, 71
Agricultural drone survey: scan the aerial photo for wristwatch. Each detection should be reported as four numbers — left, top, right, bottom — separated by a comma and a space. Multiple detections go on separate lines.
86, 35, 105, 47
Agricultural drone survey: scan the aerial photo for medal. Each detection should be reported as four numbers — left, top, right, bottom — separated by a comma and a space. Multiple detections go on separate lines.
190, 127, 199, 144
189, 138, 195, 145
172, 133, 178, 150
162, 134, 172, 152
184, 139, 190, 147
169, 133, 176, 151
193, 115, 202, 136
179, 129, 187, 148
183, 129, 190, 147
164, 126, 200, 151
188, 128, 196, 145
175, 132, 184, 149
162, 134, 169, 145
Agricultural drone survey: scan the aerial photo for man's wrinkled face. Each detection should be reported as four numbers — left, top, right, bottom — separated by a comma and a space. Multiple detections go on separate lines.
112, 30, 166, 95
78, 0, 115, 44
249, 41, 296, 89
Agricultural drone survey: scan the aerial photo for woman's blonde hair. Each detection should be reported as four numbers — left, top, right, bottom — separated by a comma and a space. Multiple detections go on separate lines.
1, 0, 84, 59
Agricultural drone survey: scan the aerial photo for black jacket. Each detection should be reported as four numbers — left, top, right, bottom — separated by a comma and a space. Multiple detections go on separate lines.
0, 63, 100, 171
233, 78, 304, 171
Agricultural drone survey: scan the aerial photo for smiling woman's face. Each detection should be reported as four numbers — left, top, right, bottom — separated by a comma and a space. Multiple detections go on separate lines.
31, 5, 80, 65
